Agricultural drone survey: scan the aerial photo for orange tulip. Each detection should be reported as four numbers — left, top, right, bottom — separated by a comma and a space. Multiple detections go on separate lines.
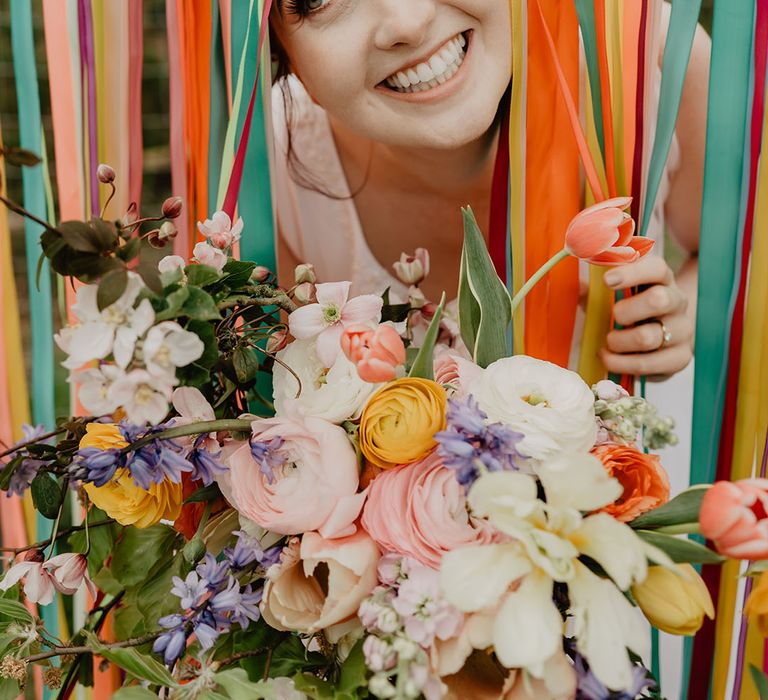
564, 197, 654, 266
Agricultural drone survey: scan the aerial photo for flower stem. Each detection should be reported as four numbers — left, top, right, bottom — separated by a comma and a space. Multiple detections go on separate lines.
44, 478, 69, 561
122, 419, 253, 454
509, 248, 571, 320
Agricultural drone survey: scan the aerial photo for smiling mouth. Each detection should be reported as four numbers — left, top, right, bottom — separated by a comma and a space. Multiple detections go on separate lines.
381, 31, 470, 94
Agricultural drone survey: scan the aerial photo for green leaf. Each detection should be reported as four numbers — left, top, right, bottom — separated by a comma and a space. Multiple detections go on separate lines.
458, 244, 480, 354
183, 287, 222, 321
89, 218, 120, 250
186, 264, 222, 288
337, 639, 369, 695
292, 674, 335, 700
381, 302, 411, 324
214, 669, 270, 698
233, 346, 259, 384
58, 220, 103, 254
409, 293, 445, 381
242, 635, 325, 681
69, 510, 118, 576
136, 261, 164, 296
30, 472, 62, 519
90, 643, 177, 687
155, 286, 190, 321
751, 664, 768, 700
629, 486, 707, 530
113, 590, 146, 640
220, 260, 257, 289
635, 530, 725, 564
137, 551, 188, 626
0, 598, 34, 624
97, 267, 129, 310
111, 687, 162, 700
184, 482, 222, 504
0, 145, 41, 166
116, 237, 141, 263
0, 455, 23, 491
110, 525, 180, 588
460, 207, 511, 366
0, 679, 20, 700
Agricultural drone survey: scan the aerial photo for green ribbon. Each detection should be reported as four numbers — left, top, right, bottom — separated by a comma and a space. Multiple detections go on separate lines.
639, 0, 702, 235
11, 0, 59, 687
208, 0, 228, 214
230, 0, 276, 409
683, 2, 756, 698
574, 0, 605, 156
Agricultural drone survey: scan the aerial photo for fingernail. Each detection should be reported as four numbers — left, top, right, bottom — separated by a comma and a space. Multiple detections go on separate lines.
604, 271, 621, 287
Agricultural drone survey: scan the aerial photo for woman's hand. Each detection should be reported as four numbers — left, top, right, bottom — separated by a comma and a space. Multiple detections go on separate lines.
598, 255, 694, 378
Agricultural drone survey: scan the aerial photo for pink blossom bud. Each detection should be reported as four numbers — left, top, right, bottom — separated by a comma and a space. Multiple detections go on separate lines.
97, 163, 116, 184
267, 330, 289, 354
120, 202, 138, 228
294, 263, 316, 285
147, 229, 168, 249
158, 221, 178, 241
293, 282, 316, 304
162, 196, 184, 219
594, 379, 629, 402
393, 248, 430, 286
340, 323, 406, 383
251, 266, 272, 282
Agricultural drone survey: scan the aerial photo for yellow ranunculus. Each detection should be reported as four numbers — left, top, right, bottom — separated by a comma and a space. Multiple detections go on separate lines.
359, 378, 446, 469
79, 423, 128, 450
631, 564, 715, 635
84, 470, 183, 529
745, 572, 768, 636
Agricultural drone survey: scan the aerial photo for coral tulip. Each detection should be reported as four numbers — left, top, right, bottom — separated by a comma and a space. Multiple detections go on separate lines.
699, 479, 768, 560
340, 324, 406, 383
564, 197, 654, 266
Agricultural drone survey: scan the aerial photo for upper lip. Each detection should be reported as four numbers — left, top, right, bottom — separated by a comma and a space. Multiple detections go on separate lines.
380, 31, 466, 83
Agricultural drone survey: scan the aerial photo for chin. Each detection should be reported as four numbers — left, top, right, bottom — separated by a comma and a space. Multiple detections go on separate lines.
376, 109, 501, 150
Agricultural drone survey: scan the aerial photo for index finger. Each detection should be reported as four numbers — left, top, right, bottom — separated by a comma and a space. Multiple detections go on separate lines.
603, 255, 673, 290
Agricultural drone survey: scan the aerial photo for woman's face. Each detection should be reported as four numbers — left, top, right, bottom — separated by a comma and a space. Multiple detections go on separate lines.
273, 0, 512, 150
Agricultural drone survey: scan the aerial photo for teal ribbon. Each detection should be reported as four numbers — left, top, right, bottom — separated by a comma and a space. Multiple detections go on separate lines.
231, 1, 276, 408
639, 0, 702, 235
573, 0, 605, 156
208, 0, 228, 214
11, 0, 59, 688
682, 2, 756, 698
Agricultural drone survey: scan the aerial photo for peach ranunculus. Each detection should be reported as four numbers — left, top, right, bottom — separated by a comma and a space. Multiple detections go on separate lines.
261, 531, 380, 635
564, 197, 654, 266
699, 479, 768, 559
84, 470, 183, 528
340, 323, 407, 383
591, 444, 670, 522
361, 452, 495, 569
222, 414, 365, 539
359, 378, 447, 470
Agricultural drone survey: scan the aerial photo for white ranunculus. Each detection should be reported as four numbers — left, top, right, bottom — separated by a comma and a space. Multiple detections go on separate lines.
142, 321, 205, 378
107, 368, 175, 425
459, 355, 597, 460
273, 339, 378, 424
57, 273, 154, 370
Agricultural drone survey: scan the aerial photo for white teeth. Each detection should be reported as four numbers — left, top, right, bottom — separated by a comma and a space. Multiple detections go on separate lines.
384, 32, 468, 94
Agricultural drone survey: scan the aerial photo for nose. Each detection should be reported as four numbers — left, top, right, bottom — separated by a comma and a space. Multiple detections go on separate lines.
373, 0, 437, 50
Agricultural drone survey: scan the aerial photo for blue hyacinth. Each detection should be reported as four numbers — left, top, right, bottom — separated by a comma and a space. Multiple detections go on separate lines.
434, 395, 526, 489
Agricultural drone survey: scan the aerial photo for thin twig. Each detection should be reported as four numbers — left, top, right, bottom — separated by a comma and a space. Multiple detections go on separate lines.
23, 631, 160, 663
0, 426, 68, 459
0, 519, 114, 555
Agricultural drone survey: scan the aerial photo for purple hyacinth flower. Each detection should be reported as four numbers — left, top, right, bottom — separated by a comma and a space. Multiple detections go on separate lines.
74, 447, 126, 486
574, 653, 656, 700
153, 627, 187, 666
188, 435, 228, 486
171, 571, 210, 609
196, 553, 230, 590
249, 436, 286, 484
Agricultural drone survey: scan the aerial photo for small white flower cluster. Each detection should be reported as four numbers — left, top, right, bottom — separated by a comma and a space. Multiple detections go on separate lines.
593, 380, 678, 450
55, 273, 204, 425
358, 555, 461, 700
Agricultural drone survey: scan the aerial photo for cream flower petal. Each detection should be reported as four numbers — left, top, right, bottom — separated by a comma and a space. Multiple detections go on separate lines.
341, 294, 383, 324
467, 471, 539, 520
492, 570, 563, 675
569, 562, 649, 692
315, 281, 351, 308
537, 453, 622, 512
288, 304, 327, 340
439, 544, 530, 613
172, 386, 216, 421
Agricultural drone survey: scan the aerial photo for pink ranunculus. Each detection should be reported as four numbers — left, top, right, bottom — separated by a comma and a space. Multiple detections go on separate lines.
261, 531, 380, 635
196, 210, 243, 250
361, 453, 495, 569
341, 324, 406, 383
700, 479, 768, 560
564, 197, 654, 266
223, 414, 365, 539
288, 281, 383, 367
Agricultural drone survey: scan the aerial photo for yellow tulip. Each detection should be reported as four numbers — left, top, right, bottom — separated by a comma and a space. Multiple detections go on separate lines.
359, 378, 447, 469
745, 572, 768, 636
79, 423, 128, 450
631, 564, 714, 635
84, 470, 183, 529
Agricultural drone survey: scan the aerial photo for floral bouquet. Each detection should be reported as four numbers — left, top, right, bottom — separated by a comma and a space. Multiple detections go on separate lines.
0, 162, 765, 700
